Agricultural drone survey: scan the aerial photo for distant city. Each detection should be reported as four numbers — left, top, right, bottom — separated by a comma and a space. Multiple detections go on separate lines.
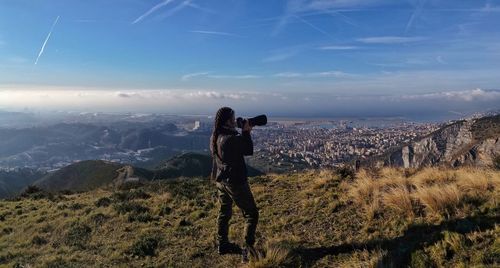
0, 109, 497, 173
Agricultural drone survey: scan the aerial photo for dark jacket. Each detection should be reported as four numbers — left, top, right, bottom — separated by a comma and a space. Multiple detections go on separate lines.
212, 128, 253, 183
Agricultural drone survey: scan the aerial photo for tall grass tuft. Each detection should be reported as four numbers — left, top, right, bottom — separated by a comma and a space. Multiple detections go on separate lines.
249, 241, 291, 268
414, 184, 461, 217
381, 185, 414, 218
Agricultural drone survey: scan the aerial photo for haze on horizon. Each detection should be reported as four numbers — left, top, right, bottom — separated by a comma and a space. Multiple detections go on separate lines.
1, 0, 500, 118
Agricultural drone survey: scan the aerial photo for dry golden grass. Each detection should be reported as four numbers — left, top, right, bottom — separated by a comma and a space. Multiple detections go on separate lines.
414, 184, 462, 217
349, 167, 499, 220
456, 168, 494, 194
412, 167, 456, 186
310, 169, 338, 190
381, 185, 414, 218
249, 240, 291, 268
349, 172, 381, 219
350, 172, 378, 204
155, 191, 173, 203
337, 249, 387, 268
378, 167, 405, 180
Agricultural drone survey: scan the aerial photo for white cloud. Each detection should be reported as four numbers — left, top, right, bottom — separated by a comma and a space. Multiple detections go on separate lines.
207, 74, 260, 79
262, 50, 299, 62
273, 70, 354, 78
181, 72, 259, 80
1, 85, 498, 117
481, 3, 500, 12
309, 71, 353, 78
357, 36, 426, 44
398, 88, 500, 102
305, 0, 393, 10
273, 72, 303, 78
436, 56, 446, 64
115, 92, 145, 98
318, 45, 359, 50
181, 72, 211, 81
185, 91, 247, 100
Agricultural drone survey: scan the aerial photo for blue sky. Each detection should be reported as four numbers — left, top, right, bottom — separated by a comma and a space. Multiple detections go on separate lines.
0, 0, 499, 117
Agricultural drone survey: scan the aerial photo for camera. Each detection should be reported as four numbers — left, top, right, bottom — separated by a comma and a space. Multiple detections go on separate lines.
236, 115, 267, 128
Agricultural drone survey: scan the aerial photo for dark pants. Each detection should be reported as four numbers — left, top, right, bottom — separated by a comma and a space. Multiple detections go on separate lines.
216, 180, 259, 246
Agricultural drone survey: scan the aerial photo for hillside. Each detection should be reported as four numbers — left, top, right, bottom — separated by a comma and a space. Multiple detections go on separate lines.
34, 160, 154, 192
0, 169, 46, 198
154, 152, 263, 179
378, 114, 500, 168
0, 153, 260, 197
0, 167, 498, 267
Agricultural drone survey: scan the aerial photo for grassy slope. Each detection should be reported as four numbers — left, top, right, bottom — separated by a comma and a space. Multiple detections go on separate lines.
34, 160, 124, 192
0, 167, 499, 267
0, 169, 46, 199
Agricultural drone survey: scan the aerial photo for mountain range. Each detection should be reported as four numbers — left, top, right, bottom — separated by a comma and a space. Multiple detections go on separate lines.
0, 122, 209, 169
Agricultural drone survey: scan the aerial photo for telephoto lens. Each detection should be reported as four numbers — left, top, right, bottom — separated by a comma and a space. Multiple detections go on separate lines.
236, 115, 267, 128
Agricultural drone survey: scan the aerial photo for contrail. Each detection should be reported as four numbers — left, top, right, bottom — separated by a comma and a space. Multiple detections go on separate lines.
34, 15, 60, 65
292, 14, 334, 39
405, 0, 427, 33
132, 0, 175, 24
327, 10, 358, 27
157, 0, 191, 20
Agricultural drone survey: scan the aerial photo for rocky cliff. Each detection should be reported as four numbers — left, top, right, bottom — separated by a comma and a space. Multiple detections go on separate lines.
380, 114, 500, 168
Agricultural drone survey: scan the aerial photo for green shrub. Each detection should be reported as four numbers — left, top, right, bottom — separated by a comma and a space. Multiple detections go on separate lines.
39, 224, 53, 233
20, 185, 56, 200
336, 165, 355, 180
95, 197, 112, 207
90, 213, 109, 226
21, 185, 43, 196
189, 210, 207, 220
113, 201, 149, 215
112, 189, 151, 202
64, 222, 92, 249
128, 212, 156, 223
59, 190, 74, 195
493, 155, 500, 170
45, 257, 78, 268
128, 233, 162, 257
32, 235, 48, 246
410, 250, 432, 268
158, 204, 172, 216
69, 203, 84, 210
130, 189, 151, 199
177, 218, 191, 227
0, 252, 15, 264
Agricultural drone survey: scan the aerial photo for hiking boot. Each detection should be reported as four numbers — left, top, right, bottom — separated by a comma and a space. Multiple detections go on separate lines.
218, 242, 241, 255
241, 245, 256, 263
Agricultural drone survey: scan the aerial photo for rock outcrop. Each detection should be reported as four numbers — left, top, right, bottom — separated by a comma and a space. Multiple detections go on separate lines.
380, 114, 500, 168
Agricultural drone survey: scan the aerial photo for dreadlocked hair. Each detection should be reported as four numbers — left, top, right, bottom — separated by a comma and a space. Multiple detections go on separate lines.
210, 107, 234, 159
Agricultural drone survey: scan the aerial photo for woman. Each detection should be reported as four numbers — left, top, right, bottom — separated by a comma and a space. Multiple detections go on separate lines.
210, 107, 258, 262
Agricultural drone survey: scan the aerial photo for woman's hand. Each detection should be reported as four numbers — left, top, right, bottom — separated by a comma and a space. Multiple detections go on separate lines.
243, 120, 253, 132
